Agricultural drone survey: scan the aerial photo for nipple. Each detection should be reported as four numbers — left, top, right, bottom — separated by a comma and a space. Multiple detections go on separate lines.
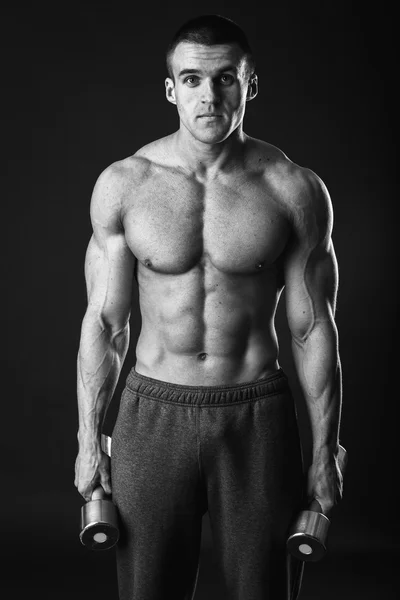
144, 258, 153, 268
256, 262, 265, 270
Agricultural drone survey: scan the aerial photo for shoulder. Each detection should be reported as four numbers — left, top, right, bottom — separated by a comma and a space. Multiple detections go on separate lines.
93, 154, 152, 198
246, 136, 333, 240
90, 154, 153, 224
89, 135, 174, 227
93, 133, 176, 197
284, 164, 333, 244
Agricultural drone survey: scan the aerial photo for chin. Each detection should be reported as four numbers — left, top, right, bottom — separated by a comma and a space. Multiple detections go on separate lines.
193, 126, 231, 145
198, 134, 228, 145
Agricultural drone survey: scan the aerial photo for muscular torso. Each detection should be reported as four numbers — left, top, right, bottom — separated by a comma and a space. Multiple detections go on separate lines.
121, 135, 295, 385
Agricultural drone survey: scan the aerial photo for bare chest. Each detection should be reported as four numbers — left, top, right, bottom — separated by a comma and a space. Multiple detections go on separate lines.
122, 171, 290, 275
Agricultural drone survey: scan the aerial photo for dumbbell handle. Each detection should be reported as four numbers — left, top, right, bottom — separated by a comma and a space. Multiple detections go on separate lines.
91, 486, 107, 501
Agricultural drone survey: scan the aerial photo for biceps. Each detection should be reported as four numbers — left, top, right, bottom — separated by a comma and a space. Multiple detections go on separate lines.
84, 233, 135, 329
285, 241, 339, 342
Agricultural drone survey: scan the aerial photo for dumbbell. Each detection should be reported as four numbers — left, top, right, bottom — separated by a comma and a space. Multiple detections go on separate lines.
286, 445, 348, 562
79, 434, 119, 551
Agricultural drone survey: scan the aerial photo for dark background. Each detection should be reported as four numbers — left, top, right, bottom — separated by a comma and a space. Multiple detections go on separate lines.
3, 0, 397, 597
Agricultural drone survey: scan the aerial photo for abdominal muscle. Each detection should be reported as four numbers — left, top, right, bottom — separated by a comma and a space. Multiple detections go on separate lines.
134, 260, 283, 386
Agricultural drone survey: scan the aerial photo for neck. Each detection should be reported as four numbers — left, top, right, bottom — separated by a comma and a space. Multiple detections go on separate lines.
173, 124, 247, 178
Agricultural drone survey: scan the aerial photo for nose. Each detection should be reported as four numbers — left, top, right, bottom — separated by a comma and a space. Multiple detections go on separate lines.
201, 78, 220, 104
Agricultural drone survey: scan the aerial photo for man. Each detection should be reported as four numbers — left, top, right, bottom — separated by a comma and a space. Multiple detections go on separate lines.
75, 14, 343, 600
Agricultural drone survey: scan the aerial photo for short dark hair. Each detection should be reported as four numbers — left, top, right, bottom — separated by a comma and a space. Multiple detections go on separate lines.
166, 14, 256, 80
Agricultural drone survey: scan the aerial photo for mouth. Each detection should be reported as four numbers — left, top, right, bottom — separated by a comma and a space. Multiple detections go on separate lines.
198, 114, 222, 118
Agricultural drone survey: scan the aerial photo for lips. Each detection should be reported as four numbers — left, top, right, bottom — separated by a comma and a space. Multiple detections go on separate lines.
198, 114, 222, 118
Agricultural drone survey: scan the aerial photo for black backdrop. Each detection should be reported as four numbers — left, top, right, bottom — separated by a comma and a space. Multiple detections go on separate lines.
3, 1, 397, 598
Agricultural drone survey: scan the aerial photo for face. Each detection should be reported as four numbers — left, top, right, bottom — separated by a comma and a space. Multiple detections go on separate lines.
165, 42, 258, 144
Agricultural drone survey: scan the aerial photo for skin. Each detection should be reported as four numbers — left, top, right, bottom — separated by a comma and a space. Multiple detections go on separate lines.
74, 41, 343, 519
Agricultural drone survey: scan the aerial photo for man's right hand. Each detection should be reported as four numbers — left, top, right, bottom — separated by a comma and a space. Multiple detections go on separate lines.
74, 443, 112, 502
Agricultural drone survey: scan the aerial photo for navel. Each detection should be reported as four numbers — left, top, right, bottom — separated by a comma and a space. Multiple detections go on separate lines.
197, 352, 208, 361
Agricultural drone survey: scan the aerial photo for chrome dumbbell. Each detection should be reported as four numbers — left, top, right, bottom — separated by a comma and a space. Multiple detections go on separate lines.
79, 435, 119, 551
286, 445, 348, 562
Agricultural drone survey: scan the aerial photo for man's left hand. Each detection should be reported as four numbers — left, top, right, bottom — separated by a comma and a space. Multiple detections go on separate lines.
306, 452, 344, 518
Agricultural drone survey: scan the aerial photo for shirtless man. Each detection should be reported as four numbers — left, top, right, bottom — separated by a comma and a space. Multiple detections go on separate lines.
75, 14, 343, 600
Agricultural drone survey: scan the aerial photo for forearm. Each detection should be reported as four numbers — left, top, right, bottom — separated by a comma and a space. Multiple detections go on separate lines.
77, 309, 130, 448
291, 320, 342, 461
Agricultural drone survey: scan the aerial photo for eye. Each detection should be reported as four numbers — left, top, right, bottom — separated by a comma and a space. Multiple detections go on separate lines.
184, 76, 199, 86
220, 74, 234, 85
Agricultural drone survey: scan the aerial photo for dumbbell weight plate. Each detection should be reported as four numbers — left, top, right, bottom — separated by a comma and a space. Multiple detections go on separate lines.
286, 510, 330, 562
80, 497, 119, 550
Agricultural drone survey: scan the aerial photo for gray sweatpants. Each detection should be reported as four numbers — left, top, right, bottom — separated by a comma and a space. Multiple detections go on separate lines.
111, 367, 305, 599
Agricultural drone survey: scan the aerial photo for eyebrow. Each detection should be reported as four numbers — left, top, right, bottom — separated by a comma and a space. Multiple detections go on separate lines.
178, 65, 237, 78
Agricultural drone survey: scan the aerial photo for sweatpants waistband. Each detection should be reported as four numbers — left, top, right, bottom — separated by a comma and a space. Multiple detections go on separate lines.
125, 367, 289, 406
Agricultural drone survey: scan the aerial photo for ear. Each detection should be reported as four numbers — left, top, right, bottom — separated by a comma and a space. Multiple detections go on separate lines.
246, 73, 258, 102
165, 78, 177, 105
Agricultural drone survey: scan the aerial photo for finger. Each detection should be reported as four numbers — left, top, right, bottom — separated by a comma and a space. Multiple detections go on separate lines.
101, 476, 112, 496
85, 484, 97, 502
